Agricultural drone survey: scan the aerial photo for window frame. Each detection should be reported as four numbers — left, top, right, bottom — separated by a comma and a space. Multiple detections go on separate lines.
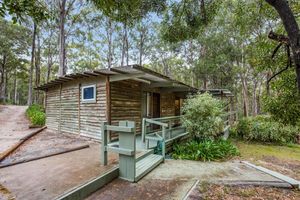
81, 84, 96, 103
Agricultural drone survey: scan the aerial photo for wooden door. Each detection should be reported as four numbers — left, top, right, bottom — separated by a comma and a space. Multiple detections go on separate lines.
152, 93, 160, 130
152, 93, 160, 118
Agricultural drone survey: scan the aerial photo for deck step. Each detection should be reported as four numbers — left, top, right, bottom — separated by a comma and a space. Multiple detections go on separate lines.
136, 149, 154, 162
135, 154, 163, 182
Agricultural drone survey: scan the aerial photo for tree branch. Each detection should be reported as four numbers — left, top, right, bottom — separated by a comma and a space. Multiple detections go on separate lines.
267, 65, 290, 84
268, 31, 289, 45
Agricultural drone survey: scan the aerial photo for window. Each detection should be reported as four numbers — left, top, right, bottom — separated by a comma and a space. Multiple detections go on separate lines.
82, 84, 96, 103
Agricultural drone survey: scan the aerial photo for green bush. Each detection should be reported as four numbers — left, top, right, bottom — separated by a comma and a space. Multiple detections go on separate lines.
172, 139, 240, 161
26, 104, 45, 126
263, 71, 300, 126
30, 111, 46, 126
182, 93, 225, 140
235, 116, 299, 144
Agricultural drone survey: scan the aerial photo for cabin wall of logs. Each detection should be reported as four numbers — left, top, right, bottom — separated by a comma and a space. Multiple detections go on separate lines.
45, 76, 178, 140
45, 77, 106, 139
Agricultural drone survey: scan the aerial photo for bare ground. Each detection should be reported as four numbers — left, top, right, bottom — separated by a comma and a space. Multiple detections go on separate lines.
86, 159, 287, 200
0, 130, 91, 166
0, 105, 118, 200
187, 183, 300, 200
255, 156, 300, 180
0, 105, 40, 156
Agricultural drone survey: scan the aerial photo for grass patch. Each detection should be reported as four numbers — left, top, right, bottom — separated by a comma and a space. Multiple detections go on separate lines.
233, 140, 300, 162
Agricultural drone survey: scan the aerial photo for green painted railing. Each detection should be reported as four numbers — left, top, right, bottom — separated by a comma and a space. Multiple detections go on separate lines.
142, 116, 188, 157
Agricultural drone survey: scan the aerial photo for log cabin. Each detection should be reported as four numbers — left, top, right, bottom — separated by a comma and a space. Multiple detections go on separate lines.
36, 65, 197, 140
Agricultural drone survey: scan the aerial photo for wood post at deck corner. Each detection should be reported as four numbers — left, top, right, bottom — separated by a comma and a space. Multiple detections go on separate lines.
105, 76, 111, 141
78, 83, 81, 135
101, 122, 108, 166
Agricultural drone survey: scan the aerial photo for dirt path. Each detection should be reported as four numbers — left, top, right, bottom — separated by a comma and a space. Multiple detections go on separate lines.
86, 160, 284, 200
0, 105, 39, 156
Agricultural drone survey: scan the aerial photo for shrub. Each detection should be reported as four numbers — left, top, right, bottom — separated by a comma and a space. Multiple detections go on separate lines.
263, 71, 300, 126
30, 111, 46, 126
172, 139, 239, 161
235, 116, 299, 144
26, 104, 45, 126
182, 93, 225, 140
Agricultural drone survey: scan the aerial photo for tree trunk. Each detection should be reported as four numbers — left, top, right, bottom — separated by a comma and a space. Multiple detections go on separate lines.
257, 79, 263, 114
35, 30, 41, 103
46, 25, 54, 82
3, 70, 7, 103
58, 0, 67, 76
13, 69, 17, 104
0, 54, 6, 101
106, 18, 113, 69
241, 75, 249, 117
121, 23, 126, 66
125, 26, 129, 65
47, 55, 53, 82
252, 79, 258, 116
203, 76, 207, 90
27, 23, 36, 106
139, 32, 143, 65
266, 0, 300, 91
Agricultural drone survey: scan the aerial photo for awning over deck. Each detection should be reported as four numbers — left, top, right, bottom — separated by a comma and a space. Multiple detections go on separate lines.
36, 65, 197, 93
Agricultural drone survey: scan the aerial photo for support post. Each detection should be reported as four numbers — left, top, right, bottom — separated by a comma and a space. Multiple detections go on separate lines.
101, 122, 108, 166
142, 118, 146, 143
118, 121, 136, 182
162, 126, 166, 160
105, 76, 111, 142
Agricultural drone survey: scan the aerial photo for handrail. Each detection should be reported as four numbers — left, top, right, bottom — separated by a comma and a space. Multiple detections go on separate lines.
143, 118, 168, 127
151, 115, 182, 121
142, 116, 182, 143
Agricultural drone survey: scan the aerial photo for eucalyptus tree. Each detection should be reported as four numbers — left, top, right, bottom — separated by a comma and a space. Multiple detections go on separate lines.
265, 0, 300, 91
91, 0, 166, 66
0, 19, 31, 103
0, 0, 49, 22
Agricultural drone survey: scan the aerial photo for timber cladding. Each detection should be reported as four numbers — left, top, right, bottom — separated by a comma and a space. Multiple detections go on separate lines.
160, 93, 176, 117
110, 80, 142, 133
45, 77, 106, 139
45, 76, 178, 139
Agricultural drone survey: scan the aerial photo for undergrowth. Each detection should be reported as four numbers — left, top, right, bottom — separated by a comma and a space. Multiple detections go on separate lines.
172, 139, 239, 161
26, 104, 45, 126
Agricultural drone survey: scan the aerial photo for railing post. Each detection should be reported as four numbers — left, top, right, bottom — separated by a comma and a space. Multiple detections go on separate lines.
142, 118, 146, 143
168, 120, 171, 139
101, 121, 108, 166
162, 126, 166, 160
118, 121, 136, 182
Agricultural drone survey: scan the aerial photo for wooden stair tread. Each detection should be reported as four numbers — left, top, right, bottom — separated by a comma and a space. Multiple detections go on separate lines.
135, 154, 163, 181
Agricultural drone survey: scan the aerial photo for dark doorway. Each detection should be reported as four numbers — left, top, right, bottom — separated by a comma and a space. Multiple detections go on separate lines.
152, 93, 160, 118
152, 93, 160, 130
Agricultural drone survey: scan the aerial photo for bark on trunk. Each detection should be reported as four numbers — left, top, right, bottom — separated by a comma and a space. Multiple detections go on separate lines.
13, 69, 17, 104
46, 26, 54, 82
139, 31, 144, 66
106, 18, 113, 69
241, 75, 249, 117
266, 0, 300, 91
58, 0, 67, 76
252, 79, 258, 116
0, 54, 6, 101
27, 23, 37, 106
35, 30, 41, 103
121, 23, 126, 66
